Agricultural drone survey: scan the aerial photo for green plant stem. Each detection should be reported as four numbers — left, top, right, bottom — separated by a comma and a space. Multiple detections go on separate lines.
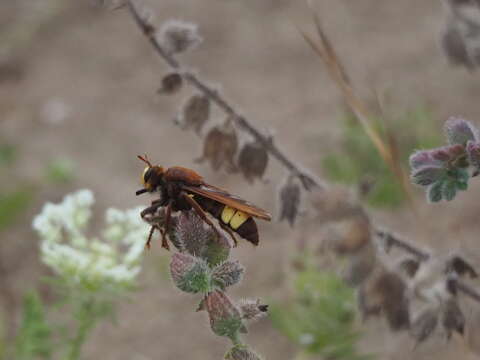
65, 300, 98, 360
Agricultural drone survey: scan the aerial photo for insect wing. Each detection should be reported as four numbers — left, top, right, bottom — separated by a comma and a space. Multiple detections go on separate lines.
182, 184, 272, 221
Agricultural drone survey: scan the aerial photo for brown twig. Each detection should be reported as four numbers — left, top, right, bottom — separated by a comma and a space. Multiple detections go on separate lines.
126, 0, 324, 191
124, 0, 480, 304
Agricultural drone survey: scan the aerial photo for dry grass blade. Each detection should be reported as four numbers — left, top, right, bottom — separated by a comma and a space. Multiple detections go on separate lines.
298, 5, 415, 209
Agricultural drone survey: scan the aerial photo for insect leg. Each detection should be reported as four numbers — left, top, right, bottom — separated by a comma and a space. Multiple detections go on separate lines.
181, 192, 223, 239
160, 202, 172, 250
218, 221, 238, 247
145, 225, 156, 250
140, 201, 162, 219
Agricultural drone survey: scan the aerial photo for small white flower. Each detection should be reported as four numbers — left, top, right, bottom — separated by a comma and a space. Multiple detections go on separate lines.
32, 190, 148, 293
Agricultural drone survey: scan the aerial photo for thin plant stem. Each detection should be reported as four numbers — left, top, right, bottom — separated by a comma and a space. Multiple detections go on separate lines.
65, 299, 98, 360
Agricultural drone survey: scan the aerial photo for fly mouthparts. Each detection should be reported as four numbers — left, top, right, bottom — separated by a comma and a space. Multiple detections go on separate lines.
136, 188, 148, 196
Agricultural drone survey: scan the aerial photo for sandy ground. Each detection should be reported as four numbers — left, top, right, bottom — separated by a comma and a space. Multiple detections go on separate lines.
2, 0, 480, 359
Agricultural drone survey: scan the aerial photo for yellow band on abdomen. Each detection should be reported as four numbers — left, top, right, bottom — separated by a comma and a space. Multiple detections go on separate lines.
221, 206, 236, 224
221, 206, 250, 229
229, 210, 249, 230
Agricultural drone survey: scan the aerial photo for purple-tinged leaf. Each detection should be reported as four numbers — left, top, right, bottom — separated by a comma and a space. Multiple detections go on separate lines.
427, 181, 443, 203
409, 151, 436, 170
430, 144, 465, 163
442, 180, 458, 201
411, 166, 445, 186
444, 117, 479, 145
467, 141, 480, 170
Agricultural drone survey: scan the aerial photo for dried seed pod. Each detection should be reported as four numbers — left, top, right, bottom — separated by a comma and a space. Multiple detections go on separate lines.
277, 175, 301, 226
442, 298, 465, 339
365, 269, 410, 331
398, 257, 421, 278
441, 20, 475, 69
177, 94, 210, 134
329, 215, 371, 255
157, 19, 202, 55
380, 273, 410, 331
310, 186, 363, 223
445, 255, 478, 278
410, 307, 439, 347
158, 72, 183, 95
237, 140, 268, 183
342, 243, 376, 287
357, 284, 381, 321
196, 120, 238, 172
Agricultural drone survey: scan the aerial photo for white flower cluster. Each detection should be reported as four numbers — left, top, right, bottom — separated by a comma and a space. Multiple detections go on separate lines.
33, 189, 148, 291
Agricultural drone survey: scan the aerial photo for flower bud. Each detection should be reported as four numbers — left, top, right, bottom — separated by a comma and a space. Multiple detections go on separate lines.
212, 260, 245, 289
238, 141, 268, 183
177, 94, 210, 134
205, 290, 245, 340
170, 253, 211, 293
444, 116, 479, 145
225, 345, 262, 360
196, 121, 238, 172
239, 299, 268, 321
157, 19, 202, 55
158, 72, 183, 95
277, 176, 301, 226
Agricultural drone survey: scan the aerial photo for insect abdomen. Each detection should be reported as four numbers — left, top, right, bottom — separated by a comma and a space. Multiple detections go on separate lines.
194, 198, 259, 245
220, 206, 259, 245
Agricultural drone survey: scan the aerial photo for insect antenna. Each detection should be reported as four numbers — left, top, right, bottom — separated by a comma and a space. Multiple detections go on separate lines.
137, 154, 153, 167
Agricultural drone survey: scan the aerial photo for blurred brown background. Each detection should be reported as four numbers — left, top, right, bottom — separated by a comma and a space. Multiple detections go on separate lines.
2, 0, 480, 359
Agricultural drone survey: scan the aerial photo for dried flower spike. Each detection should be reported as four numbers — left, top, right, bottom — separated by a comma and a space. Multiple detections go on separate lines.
277, 175, 301, 226
238, 140, 269, 183
196, 120, 238, 172
158, 72, 183, 95
157, 19, 202, 55
177, 94, 210, 134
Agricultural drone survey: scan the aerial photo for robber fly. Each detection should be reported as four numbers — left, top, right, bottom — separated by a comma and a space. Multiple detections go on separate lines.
136, 155, 271, 249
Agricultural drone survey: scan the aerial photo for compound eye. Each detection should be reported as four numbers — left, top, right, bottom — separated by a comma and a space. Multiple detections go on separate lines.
141, 167, 151, 185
